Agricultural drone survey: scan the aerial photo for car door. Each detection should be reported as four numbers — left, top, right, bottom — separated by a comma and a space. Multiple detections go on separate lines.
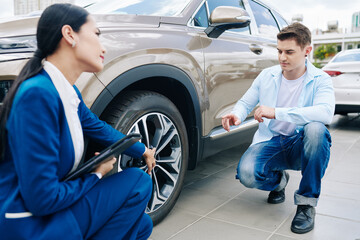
189, 0, 280, 136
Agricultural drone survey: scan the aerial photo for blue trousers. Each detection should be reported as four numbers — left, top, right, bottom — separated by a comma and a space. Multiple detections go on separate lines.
70, 168, 153, 239
237, 122, 331, 207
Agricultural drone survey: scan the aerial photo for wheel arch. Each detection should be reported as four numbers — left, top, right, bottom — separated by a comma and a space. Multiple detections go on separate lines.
90, 64, 203, 169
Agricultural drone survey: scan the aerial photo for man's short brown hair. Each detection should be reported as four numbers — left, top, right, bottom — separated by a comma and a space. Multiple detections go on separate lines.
277, 22, 311, 49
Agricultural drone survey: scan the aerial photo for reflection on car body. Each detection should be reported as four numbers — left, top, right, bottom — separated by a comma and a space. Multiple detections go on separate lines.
0, 0, 288, 224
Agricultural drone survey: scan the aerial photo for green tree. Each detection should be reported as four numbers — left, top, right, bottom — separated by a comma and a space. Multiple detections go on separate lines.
314, 44, 336, 60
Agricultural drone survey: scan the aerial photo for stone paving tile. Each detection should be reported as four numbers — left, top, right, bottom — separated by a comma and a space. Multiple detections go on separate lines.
211, 165, 238, 181
317, 195, 360, 222
185, 175, 247, 198
183, 170, 208, 187
186, 160, 228, 178
321, 180, 360, 200
207, 195, 293, 233
172, 187, 230, 216
149, 207, 202, 240
268, 234, 299, 240
276, 214, 360, 240
169, 218, 271, 240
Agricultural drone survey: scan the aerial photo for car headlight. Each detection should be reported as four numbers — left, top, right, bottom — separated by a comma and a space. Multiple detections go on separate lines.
0, 36, 37, 54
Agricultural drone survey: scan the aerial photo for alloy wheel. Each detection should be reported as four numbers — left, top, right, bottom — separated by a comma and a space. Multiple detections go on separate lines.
119, 112, 182, 214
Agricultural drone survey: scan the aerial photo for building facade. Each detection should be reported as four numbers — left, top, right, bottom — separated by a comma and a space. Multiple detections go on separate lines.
352, 11, 360, 32
14, 0, 74, 15
310, 11, 360, 65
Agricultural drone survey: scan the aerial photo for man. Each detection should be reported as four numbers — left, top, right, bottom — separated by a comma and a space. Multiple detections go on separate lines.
222, 22, 334, 234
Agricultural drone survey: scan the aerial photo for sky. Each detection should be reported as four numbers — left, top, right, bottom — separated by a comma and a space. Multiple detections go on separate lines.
0, 0, 359, 32
263, 0, 358, 32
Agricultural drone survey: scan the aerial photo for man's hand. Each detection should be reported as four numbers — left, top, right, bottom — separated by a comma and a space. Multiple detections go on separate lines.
143, 147, 156, 175
254, 106, 275, 123
222, 114, 241, 132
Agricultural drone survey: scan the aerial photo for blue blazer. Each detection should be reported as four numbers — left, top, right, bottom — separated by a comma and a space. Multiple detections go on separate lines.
0, 70, 145, 239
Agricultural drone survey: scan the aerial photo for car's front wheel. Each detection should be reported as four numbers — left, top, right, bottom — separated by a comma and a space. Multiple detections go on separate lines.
102, 90, 188, 224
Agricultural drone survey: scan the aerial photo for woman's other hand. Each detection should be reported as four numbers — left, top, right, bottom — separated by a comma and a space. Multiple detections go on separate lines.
93, 152, 116, 177
143, 147, 156, 175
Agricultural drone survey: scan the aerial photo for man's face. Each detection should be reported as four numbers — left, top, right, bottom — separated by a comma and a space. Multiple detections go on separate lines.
277, 39, 312, 75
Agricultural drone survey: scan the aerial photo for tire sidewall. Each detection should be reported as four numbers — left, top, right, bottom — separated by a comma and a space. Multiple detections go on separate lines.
111, 91, 189, 224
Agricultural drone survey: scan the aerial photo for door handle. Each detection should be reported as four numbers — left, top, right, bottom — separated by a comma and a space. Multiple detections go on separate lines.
249, 44, 263, 55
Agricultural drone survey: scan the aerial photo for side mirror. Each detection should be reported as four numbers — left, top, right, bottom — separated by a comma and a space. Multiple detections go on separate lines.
205, 6, 251, 38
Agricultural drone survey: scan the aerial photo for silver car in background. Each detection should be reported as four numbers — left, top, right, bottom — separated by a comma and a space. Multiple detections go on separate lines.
323, 49, 360, 114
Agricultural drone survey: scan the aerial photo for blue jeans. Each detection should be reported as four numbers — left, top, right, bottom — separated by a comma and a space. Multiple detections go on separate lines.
236, 122, 331, 207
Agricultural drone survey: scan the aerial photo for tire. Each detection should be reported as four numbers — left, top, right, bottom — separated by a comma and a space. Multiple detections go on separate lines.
102, 90, 189, 225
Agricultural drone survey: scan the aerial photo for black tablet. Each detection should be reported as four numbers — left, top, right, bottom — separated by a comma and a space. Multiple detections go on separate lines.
63, 133, 142, 181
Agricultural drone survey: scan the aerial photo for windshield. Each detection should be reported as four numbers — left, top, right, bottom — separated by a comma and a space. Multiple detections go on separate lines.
86, 0, 192, 16
332, 51, 360, 63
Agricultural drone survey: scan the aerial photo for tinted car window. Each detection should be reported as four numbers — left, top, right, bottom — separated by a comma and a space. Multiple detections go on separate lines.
87, 0, 192, 16
332, 51, 360, 62
248, 0, 279, 37
194, 3, 209, 27
272, 10, 288, 30
207, 0, 250, 34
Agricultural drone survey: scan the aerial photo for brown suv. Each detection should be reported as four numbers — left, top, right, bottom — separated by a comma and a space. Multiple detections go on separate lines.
0, 0, 288, 224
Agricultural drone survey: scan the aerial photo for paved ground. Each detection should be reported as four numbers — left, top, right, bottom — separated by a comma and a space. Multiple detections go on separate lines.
150, 114, 360, 240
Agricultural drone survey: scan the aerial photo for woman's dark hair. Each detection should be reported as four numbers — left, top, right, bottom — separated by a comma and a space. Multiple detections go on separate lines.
0, 4, 89, 161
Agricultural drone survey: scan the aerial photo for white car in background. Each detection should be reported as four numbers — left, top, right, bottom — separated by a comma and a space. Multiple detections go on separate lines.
323, 49, 360, 115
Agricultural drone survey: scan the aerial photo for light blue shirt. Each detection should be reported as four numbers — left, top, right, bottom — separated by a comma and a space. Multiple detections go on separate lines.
231, 60, 335, 145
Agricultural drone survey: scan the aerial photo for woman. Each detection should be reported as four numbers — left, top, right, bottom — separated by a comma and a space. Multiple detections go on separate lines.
0, 3, 156, 239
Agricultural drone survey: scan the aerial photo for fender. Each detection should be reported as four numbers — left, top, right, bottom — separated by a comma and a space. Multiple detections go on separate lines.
90, 63, 203, 169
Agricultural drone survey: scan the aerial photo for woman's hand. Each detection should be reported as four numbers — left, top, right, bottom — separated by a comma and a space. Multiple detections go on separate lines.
143, 147, 156, 175
93, 152, 116, 177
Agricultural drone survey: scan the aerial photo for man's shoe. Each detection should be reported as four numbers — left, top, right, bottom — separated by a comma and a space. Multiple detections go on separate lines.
267, 188, 285, 204
291, 205, 315, 234
267, 171, 289, 204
